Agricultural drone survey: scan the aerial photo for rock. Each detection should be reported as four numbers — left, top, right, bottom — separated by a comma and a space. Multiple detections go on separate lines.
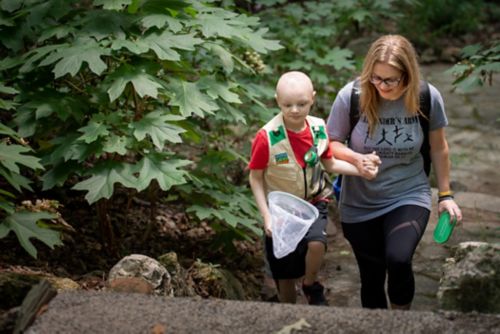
107, 277, 154, 294
437, 242, 500, 313
189, 260, 245, 300
157, 252, 197, 297
0, 271, 81, 313
107, 254, 172, 296
0, 273, 41, 310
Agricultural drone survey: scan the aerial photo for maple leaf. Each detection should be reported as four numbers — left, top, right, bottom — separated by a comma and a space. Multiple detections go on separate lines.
187, 11, 241, 39
167, 79, 218, 117
39, 38, 110, 78
197, 76, 241, 104
72, 161, 137, 203
317, 47, 355, 70
102, 134, 128, 155
234, 27, 283, 54
77, 121, 110, 144
93, 0, 132, 10
141, 14, 183, 32
134, 154, 191, 192
1, 211, 61, 258
131, 110, 185, 149
204, 43, 234, 74
143, 30, 203, 61
0, 142, 43, 174
107, 64, 163, 101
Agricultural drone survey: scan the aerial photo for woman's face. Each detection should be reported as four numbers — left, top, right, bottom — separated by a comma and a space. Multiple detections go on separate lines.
370, 62, 405, 100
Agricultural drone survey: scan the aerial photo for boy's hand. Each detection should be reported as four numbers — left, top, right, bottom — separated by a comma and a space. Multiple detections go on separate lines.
359, 151, 380, 180
360, 163, 378, 180
263, 215, 273, 237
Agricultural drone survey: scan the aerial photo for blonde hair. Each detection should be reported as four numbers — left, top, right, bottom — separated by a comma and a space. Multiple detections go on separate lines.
359, 35, 421, 135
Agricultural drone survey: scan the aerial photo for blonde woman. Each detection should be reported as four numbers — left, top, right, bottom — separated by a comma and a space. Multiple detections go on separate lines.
326, 35, 462, 310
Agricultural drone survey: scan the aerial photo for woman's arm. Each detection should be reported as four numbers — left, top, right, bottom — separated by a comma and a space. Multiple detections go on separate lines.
249, 169, 273, 236
429, 128, 462, 222
329, 141, 381, 178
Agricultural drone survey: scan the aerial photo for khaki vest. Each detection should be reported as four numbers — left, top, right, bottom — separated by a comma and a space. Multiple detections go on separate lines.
263, 113, 331, 200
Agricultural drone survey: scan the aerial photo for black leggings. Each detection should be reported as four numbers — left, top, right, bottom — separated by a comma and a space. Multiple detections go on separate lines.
342, 205, 430, 309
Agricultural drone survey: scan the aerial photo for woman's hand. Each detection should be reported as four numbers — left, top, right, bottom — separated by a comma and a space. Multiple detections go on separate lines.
358, 151, 381, 180
438, 199, 463, 223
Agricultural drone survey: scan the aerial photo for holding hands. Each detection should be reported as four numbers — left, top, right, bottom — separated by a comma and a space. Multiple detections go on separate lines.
357, 151, 381, 180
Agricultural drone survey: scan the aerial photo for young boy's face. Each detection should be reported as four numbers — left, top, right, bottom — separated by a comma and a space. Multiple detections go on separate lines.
275, 78, 315, 132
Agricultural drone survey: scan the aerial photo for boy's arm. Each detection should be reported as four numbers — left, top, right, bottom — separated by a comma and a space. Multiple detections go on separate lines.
321, 156, 378, 180
249, 169, 273, 236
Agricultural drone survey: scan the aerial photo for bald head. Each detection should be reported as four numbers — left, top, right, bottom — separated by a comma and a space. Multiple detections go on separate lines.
275, 71, 315, 100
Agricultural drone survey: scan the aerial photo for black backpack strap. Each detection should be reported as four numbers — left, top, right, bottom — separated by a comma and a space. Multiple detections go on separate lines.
335, 79, 361, 198
349, 78, 361, 140
418, 80, 431, 176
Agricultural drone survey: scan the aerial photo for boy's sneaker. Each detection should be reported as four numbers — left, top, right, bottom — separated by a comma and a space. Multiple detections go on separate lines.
302, 281, 328, 306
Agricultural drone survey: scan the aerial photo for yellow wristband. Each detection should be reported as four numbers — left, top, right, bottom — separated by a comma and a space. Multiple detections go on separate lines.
438, 190, 453, 197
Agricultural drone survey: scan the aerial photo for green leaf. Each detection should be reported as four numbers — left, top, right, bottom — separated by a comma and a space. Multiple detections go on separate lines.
77, 121, 110, 144
0, 83, 18, 95
204, 43, 234, 74
461, 44, 482, 58
134, 154, 191, 192
111, 39, 150, 54
477, 62, 500, 73
0, 142, 43, 174
39, 39, 110, 78
216, 101, 246, 124
141, 14, 183, 32
20, 44, 65, 73
131, 110, 185, 149
93, 0, 132, 10
0, 200, 15, 215
38, 25, 75, 43
2, 211, 61, 258
102, 135, 128, 155
72, 161, 138, 203
317, 47, 355, 70
234, 27, 283, 54
42, 161, 81, 190
0, 168, 33, 192
198, 76, 241, 104
168, 79, 218, 117
143, 30, 203, 61
107, 64, 163, 102
0, 122, 19, 138
0, 0, 22, 12
456, 75, 483, 92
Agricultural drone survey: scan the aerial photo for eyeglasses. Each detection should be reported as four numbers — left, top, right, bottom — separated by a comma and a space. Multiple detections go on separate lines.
369, 74, 402, 88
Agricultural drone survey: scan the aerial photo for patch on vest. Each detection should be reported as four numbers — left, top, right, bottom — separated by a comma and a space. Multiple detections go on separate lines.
268, 125, 286, 146
274, 152, 289, 164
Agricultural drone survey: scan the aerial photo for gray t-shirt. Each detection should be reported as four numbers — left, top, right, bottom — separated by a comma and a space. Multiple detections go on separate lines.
326, 81, 448, 223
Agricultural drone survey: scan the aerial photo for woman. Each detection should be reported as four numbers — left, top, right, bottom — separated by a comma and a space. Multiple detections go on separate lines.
326, 35, 462, 310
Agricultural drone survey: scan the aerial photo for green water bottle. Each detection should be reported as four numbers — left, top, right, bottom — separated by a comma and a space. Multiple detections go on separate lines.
433, 211, 457, 244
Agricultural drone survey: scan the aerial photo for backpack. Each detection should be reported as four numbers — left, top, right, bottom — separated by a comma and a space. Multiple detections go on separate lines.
333, 79, 431, 201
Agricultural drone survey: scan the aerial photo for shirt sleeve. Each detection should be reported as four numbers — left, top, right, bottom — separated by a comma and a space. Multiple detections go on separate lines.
321, 137, 334, 159
326, 81, 354, 142
248, 129, 269, 170
428, 83, 448, 131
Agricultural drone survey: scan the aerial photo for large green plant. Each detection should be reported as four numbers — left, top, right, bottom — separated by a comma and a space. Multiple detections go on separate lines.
0, 0, 282, 253
395, 0, 489, 49
0, 83, 60, 258
238, 0, 410, 116
446, 41, 500, 92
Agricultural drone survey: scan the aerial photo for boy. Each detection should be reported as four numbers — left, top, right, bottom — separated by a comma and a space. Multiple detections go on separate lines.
248, 71, 379, 305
